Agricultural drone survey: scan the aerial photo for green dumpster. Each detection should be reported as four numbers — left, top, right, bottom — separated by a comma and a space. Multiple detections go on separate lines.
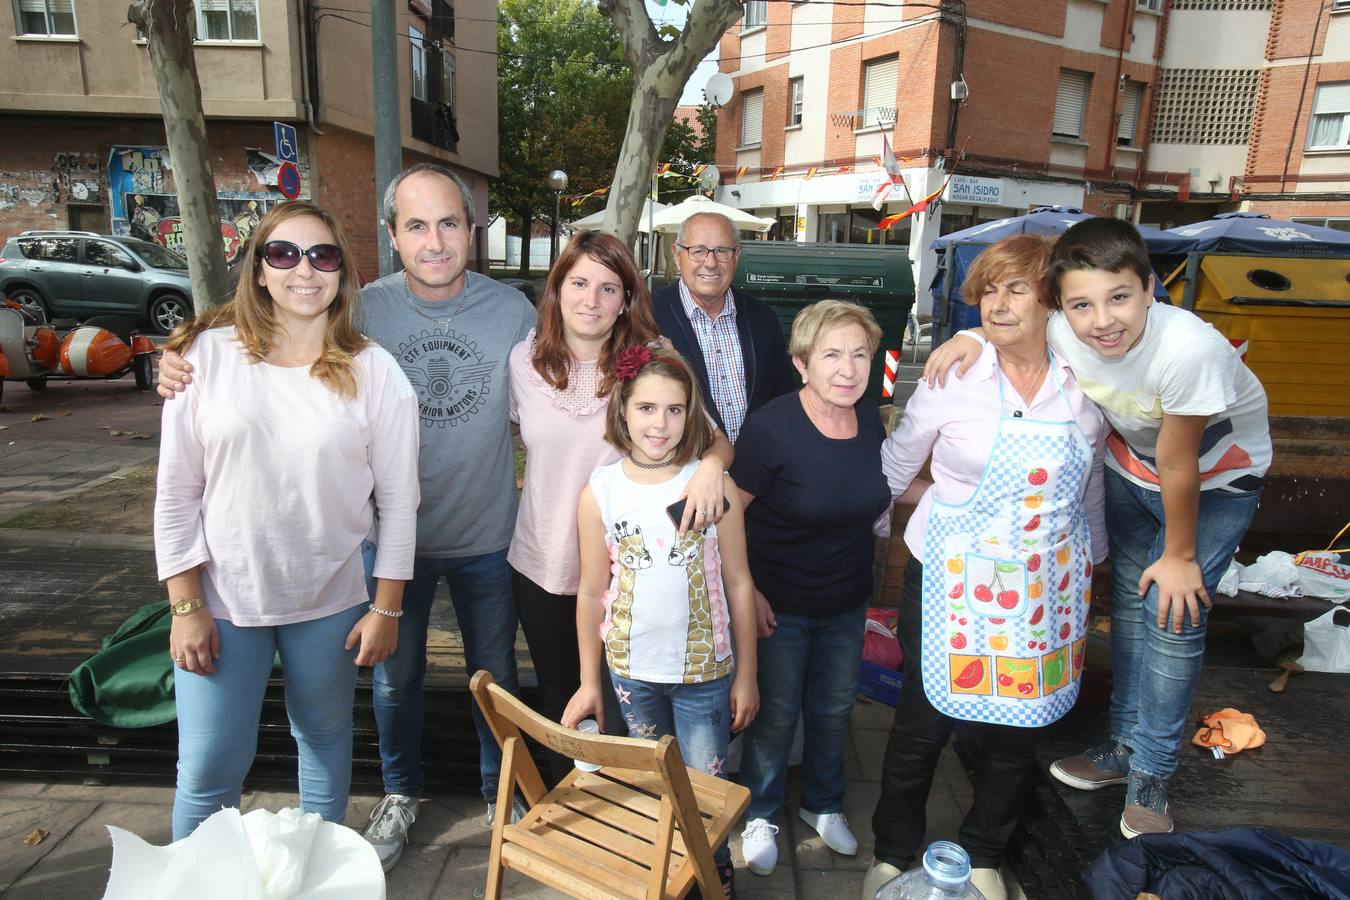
732, 242, 915, 399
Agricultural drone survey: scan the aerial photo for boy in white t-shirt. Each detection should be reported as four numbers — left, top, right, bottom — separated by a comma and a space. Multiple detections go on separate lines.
929, 218, 1270, 840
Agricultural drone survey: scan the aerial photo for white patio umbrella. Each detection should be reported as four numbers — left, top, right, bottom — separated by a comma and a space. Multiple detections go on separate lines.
568, 198, 670, 233
648, 194, 776, 235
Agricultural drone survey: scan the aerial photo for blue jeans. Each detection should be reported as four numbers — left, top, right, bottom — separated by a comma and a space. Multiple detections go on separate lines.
610, 673, 733, 867
172, 603, 367, 840
365, 544, 519, 800
740, 603, 867, 821
1104, 469, 1261, 780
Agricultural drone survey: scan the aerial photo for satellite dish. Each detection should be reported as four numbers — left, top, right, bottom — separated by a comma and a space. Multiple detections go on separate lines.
704, 72, 733, 108
698, 166, 721, 195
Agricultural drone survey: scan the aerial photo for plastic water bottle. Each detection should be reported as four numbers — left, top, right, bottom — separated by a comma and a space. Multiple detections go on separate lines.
874, 841, 986, 899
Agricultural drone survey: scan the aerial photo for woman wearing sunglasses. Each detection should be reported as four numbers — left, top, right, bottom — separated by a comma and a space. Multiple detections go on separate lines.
154, 201, 420, 839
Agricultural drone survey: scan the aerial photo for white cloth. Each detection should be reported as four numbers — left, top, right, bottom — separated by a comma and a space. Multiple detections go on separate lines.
104, 807, 385, 900
155, 327, 420, 626
1047, 303, 1271, 492
589, 460, 732, 684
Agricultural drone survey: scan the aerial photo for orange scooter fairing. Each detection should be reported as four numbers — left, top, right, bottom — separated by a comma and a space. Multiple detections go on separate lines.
59, 326, 133, 376
31, 325, 58, 370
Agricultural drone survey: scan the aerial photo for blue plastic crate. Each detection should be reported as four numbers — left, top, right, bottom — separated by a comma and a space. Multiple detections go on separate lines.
858, 659, 904, 706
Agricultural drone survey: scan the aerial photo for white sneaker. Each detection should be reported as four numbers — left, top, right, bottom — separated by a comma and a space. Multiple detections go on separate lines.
798, 809, 858, 856
740, 817, 780, 876
485, 795, 529, 828
970, 866, 1007, 900
862, 860, 903, 899
362, 793, 418, 872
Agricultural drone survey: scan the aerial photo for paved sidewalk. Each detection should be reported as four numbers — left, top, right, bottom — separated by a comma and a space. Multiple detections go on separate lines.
0, 439, 157, 522
0, 702, 1024, 899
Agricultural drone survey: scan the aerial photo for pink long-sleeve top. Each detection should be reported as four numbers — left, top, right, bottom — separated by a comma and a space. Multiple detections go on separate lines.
154, 327, 420, 626
881, 341, 1109, 564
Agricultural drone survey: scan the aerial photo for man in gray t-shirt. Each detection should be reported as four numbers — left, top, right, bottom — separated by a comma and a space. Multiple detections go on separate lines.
158, 164, 536, 871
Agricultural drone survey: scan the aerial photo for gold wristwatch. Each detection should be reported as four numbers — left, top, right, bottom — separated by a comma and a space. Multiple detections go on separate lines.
170, 598, 205, 617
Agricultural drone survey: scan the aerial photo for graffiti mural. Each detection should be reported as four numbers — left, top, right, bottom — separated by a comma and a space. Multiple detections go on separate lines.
123, 193, 274, 263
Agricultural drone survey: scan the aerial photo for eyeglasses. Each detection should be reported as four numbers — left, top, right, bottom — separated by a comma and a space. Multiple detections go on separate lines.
262, 240, 343, 273
677, 244, 737, 263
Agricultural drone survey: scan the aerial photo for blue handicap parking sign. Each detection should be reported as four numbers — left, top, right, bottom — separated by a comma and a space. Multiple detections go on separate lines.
273, 121, 298, 165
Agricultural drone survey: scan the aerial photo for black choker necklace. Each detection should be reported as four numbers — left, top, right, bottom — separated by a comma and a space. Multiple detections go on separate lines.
628, 452, 675, 470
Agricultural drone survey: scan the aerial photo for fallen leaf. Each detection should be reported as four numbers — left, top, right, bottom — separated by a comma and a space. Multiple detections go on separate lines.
24, 828, 48, 846
29, 414, 50, 423
108, 429, 124, 437
0, 425, 7, 431
131, 434, 151, 440
58, 411, 72, 417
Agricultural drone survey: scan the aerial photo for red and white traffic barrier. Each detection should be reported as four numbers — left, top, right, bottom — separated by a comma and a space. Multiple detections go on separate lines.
882, 349, 899, 398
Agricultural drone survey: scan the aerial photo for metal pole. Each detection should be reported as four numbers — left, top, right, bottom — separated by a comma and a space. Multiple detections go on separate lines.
551, 191, 561, 266
372, 0, 401, 277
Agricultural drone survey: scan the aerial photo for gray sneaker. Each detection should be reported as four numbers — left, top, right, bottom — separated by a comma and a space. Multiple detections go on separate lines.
1049, 739, 1132, 790
363, 793, 419, 872
485, 794, 529, 828
1120, 770, 1174, 839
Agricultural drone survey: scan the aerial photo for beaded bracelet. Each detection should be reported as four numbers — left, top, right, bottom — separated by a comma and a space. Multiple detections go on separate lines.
368, 603, 404, 618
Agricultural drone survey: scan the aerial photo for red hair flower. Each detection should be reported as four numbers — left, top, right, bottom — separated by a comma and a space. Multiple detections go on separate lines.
614, 345, 653, 382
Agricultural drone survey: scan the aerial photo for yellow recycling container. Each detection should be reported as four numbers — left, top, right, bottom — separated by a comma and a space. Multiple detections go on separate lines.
1170, 255, 1350, 417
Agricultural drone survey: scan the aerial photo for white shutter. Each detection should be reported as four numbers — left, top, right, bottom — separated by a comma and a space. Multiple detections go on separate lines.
1118, 81, 1142, 143
1314, 83, 1350, 115
1054, 70, 1089, 138
741, 89, 764, 146
863, 57, 899, 128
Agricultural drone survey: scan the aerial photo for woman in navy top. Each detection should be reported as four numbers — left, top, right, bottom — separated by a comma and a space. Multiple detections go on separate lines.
730, 299, 891, 878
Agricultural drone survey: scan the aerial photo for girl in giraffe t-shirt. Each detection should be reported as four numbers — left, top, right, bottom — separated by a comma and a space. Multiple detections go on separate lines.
562, 344, 759, 894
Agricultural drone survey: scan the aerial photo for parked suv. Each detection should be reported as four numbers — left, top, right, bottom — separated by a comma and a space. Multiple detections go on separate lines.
0, 231, 193, 334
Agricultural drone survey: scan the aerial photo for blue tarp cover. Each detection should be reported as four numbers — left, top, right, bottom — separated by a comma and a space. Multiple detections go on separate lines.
1164, 211, 1350, 257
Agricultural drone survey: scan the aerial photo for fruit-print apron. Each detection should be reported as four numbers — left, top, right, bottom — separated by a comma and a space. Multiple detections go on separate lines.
921, 356, 1093, 727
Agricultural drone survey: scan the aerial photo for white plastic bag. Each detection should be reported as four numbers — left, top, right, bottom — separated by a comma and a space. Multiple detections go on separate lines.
1237, 551, 1302, 598
1298, 604, 1350, 674
1293, 552, 1350, 600
104, 808, 385, 900
1217, 559, 1242, 598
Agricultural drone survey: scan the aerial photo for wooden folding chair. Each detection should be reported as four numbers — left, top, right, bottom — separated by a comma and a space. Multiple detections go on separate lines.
469, 670, 750, 899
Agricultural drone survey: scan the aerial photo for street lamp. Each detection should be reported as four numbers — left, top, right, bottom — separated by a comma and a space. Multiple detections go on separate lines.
548, 169, 568, 267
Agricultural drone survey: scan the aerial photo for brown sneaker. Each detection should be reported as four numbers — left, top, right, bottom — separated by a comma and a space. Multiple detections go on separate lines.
1120, 770, 1174, 839
1049, 739, 1131, 790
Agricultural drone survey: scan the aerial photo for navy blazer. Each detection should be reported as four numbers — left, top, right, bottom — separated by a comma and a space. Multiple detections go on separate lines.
651, 282, 797, 437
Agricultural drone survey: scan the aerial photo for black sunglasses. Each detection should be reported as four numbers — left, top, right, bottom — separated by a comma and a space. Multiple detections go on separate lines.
262, 240, 343, 273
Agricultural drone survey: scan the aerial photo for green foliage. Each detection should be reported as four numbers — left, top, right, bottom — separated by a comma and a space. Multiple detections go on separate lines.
493, 0, 633, 247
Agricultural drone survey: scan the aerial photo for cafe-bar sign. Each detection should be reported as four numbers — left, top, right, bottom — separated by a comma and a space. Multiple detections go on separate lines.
945, 175, 1004, 206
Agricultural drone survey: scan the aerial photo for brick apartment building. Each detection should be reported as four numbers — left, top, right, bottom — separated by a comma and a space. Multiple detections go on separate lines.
712, 0, 1350, 309
0, 0, 497, 277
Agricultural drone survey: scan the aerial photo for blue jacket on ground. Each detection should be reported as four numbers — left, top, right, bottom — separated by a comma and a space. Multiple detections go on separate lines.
1085, 828, 1350, 900
651, 282, 796, 438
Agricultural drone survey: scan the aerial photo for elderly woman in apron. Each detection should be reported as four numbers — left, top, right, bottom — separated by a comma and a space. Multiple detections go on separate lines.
862, 236, 1109, 900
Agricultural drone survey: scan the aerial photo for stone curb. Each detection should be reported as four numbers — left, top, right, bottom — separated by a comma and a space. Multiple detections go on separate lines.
0, 528, 153, 551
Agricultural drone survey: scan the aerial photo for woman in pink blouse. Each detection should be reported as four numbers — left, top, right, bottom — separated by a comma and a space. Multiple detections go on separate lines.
863, 236, 1108, 900
507, 231, 733, 781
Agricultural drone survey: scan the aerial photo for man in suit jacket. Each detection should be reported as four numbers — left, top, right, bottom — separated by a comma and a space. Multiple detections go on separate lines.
651, 211, 796, 443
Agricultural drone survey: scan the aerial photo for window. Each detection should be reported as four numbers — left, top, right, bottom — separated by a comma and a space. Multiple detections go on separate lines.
1308, 83, 1350, 149
1334, 0, 1350, 10
1136, 0, 1162, 10
741, 88, 764, 146
17, 236, 78, 262
85, 241, 136, 270
1053, 69, 1091, 139
410, 26, 428, 101
16, 0, 75, 36
1118, 80, 1145, 146
196, 0, 258, 42
442, 51, 456, 112
862, 56, 898, 129
1292, 217, 1350, 232
744, 0, 767, 27
788, 77, 804, 127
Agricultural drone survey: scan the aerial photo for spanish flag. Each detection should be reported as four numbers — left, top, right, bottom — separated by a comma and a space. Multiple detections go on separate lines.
657, 163, 673, 176
769, 166, 784, 180
736, 166, 749, 178
805, 166, 818, 180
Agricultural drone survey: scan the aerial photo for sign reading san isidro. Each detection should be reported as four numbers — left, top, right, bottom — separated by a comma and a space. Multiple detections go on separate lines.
945, 175, 1004, 206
